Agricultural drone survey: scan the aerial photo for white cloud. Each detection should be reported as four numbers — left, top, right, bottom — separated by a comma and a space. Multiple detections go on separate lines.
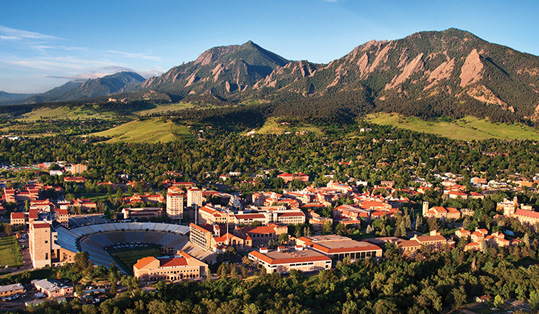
9, 58, 114, 72
31, 45, 88, 51
46, 66, 160, 81
107, 50, 163, 61
138, 70, 163, 79
0, 25, 59, 40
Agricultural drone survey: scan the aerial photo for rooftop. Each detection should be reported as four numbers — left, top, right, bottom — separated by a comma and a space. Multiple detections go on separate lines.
249, 248, 330, 265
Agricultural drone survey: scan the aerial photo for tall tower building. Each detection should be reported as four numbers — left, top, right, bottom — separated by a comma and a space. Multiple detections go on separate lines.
166, 187, 184, 220
29, 222, 52, 268
422, 201, 429, 216
187, 188, 203, 208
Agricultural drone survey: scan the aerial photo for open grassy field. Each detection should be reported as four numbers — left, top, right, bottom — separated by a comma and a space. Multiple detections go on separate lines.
108, 246, 161, 274
16, 105, 117, 122
91, 118, 193, 143
255, 117, 323, 135
366, 113, 539, 141
0, 236, 23, 268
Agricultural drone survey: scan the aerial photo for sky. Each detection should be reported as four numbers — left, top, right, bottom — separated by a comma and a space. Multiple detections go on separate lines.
1, 0, 538, 93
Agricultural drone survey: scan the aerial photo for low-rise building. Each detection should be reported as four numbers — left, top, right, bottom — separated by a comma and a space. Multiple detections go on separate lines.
297, 235, 382, 261
122, 207, 162, 220
10, 212, 26, 225
198, 204, 233, 225
32, 279, 73, 298
235, 224, 287, 247
497, 197, 518, 216
277, 173, 309, 183
513, 209, 539, 225
423, 206, 460, 220
63, 176, 88, 183
234, 213, 270, 226
395, 233, 453, 255
249, 246, 331, 274
54, 209, 69, 227
0, 283, 24, 297
274, 211, 306, 225
133, 251, 209, 282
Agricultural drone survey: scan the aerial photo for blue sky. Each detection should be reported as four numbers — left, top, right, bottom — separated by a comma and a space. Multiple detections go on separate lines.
1, 0, 538, 93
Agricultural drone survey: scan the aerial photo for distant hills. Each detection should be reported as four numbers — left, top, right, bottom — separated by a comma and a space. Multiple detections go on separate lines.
0, 72, 145, 105
3, 29, 539, 124
0, 91, 35, 103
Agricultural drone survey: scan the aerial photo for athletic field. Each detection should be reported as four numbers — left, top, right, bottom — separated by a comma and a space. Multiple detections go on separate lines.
0, 236, 23, 267
108, 245, 161, 274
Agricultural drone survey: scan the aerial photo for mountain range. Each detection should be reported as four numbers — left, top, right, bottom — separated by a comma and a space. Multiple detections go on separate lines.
0, 72, 145, 105
4, 28, 539, 123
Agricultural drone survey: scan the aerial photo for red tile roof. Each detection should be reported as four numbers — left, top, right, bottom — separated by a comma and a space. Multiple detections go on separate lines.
133, 256, 156, 269
32, 223, 50, 229
515, 209, 539, 219
277, 212, 305, 217
160, 257, 188, 267
190, 223, 212, 234
11, 212, 25, 219
235, 214, 267, 219
242, 225, 277, 234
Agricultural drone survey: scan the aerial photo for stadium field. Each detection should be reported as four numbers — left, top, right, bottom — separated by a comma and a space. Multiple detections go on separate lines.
108, 245, 161, 274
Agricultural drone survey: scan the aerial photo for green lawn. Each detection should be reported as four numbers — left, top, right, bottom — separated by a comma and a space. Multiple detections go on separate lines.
91, 118, 193, 143
108, 246, 162, 274
366, 113, 539, 141
0, 236, 23, 267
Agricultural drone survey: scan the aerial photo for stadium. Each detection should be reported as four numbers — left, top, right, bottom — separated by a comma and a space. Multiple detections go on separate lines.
55, 222, 212, 273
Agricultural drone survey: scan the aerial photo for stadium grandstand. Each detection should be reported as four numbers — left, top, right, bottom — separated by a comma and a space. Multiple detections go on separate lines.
55, 222, 196, 272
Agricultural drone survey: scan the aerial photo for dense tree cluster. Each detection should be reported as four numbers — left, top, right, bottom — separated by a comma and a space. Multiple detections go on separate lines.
21, 244, 539, 314
0, 123, 538, 189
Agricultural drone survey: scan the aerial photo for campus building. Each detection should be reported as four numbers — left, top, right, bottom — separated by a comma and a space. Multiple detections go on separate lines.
297, 235, 383, 260
31, 279, 73, 298
249, 246, 331, 274
0, 283, 24, 297
187, 188, 203, 208
166, 187, 184, 220
28, 221, 76, 268
133, 251, 208, 282
29, 222, 53, 268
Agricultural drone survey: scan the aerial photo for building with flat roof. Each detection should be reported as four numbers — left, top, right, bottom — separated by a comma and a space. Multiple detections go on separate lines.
297, 235, 382, 261
166, 187, 184, 220
31, 279, 73, 298
133, 251, 208, 282
69, 164, 88, 175
189, 223, 213, 251
121, 207, 162, 220
0, 283, 24, 297
187, 188, 203, 208
249, 246, 331, 274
